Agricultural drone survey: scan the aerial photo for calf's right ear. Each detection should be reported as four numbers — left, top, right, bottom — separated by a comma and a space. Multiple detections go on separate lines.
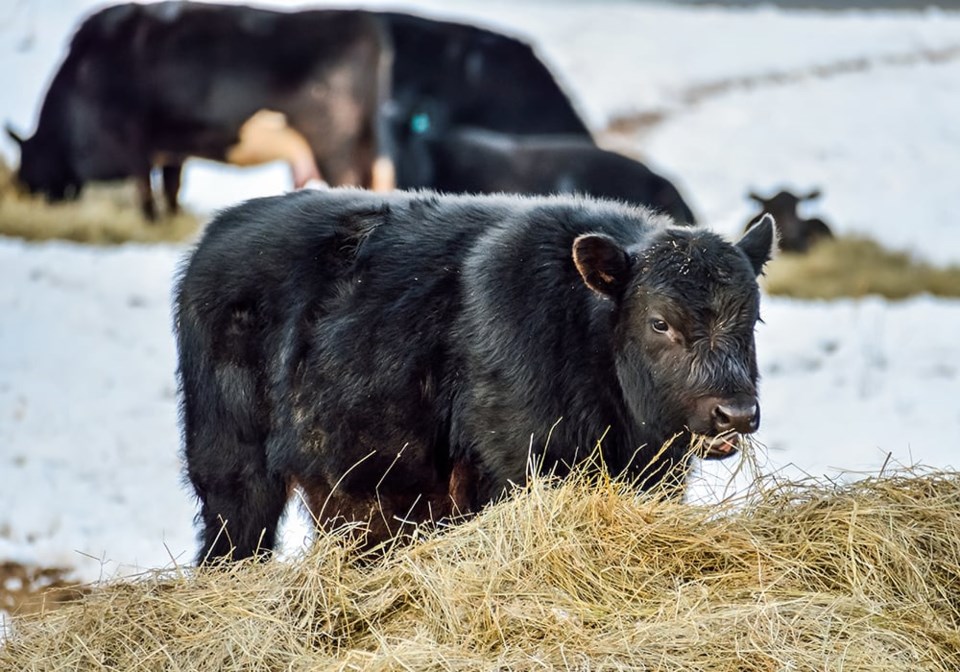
5, 123, 24, 147
737, 213, 777, 275
573, 233, 629, 298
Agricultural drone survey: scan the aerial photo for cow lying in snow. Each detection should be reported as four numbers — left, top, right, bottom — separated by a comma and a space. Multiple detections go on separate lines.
745, 188, 833, 253
396, 127, 697, 225
175, 189, 775, 563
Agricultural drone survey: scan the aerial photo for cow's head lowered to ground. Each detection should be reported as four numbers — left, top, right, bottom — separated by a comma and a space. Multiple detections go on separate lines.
6, 124, 79, 202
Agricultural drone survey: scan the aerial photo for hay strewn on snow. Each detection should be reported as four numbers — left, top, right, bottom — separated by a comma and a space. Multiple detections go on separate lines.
763, 235, 960, 300
3, 469, 960, 670
0, 159, 200, 244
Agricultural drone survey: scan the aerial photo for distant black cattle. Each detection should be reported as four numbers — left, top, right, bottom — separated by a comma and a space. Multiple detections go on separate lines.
397, 127, 696, 224
7, 2, 388, 219
745, 188, 833, 253
8, 3, 591, 220
175, 189, 774, 562
380, 11, 591, 158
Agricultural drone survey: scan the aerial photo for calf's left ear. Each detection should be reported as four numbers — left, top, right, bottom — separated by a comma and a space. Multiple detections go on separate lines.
737, 213, 777, 275
573, 233, 629, 298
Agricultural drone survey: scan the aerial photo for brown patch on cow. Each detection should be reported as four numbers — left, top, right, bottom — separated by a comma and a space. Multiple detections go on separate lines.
226, 110, 322, 188
293, 452, 476, 550
296, 472, 460, 550
448, 460, 477, 514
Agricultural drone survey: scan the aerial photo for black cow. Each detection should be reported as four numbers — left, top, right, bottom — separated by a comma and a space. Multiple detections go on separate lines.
176, 189, 774, 563
8, 4, 591, 221
7, 2, 389, 220
382, 12, 592, 191
745, 188, 833, 253
381, 11, 590, 141
396, 127, 697, 224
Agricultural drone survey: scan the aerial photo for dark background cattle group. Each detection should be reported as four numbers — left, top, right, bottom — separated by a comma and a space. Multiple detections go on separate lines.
9, 2, 701, 227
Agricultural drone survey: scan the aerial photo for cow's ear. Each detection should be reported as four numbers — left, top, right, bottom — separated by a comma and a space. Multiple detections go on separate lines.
737, 214, 777, 275
5, 124, 24, 147
747, 190, 765, 204
573, 233, 630, 297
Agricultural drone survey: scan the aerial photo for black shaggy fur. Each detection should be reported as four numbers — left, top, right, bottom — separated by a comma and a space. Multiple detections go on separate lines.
175, 189, 774, 562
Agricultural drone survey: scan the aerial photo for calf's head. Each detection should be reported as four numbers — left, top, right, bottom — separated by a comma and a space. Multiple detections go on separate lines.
573, 215, 775, 460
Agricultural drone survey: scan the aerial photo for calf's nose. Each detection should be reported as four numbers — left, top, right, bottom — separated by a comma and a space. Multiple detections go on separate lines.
712, 401, 760, 434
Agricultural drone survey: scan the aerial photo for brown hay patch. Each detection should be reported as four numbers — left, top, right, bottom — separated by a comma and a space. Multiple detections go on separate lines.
3, 469, 960, 670
763, 235, 960, 300
0, 159, 200, 245
0, 562, 88, 617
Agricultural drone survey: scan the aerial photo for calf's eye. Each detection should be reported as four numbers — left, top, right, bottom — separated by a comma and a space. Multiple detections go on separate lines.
651, 319, 669, 334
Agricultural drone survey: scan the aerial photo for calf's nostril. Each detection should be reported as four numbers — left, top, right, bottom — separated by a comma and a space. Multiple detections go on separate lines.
713, 403, 759, 434
712, 405, 732, 430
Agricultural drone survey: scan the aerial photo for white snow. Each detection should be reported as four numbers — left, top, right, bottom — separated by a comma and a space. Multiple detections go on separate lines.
1, 0, 959, 589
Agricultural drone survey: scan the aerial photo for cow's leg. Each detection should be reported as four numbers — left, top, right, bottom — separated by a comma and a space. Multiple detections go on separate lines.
178, 309, 288, 564
186, 383, 288, 563
135, 169, 157, 222
161, 163, 183, 215
193, 466, 288, 563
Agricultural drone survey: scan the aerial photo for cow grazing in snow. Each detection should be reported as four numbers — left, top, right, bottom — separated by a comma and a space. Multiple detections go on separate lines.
7, 2, 389, 220
8, 3, 591, 220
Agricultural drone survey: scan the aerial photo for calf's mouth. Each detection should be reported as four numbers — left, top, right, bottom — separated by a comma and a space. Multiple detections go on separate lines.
685, 395, 760, 460
691, 432, 742, 460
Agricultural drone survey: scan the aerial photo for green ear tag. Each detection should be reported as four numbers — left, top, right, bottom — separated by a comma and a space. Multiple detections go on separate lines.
410, 112, 431, 135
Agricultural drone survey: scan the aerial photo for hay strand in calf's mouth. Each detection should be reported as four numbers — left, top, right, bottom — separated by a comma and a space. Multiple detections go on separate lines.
4, 468, 960, 670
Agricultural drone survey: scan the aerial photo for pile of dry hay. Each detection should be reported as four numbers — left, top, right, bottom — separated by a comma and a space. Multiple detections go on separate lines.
0, 159, 200, 244
3, 468, 960, 671
763, 235, 960, 300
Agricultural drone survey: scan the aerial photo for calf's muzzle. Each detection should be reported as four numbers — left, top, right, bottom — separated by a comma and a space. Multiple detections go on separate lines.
688, 394, 760, 460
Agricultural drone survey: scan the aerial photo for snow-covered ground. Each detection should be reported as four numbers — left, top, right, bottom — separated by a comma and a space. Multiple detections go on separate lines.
1, 1, 959, 588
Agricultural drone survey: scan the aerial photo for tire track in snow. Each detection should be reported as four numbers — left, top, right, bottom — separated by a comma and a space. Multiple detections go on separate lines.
605, 42, 960, 136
